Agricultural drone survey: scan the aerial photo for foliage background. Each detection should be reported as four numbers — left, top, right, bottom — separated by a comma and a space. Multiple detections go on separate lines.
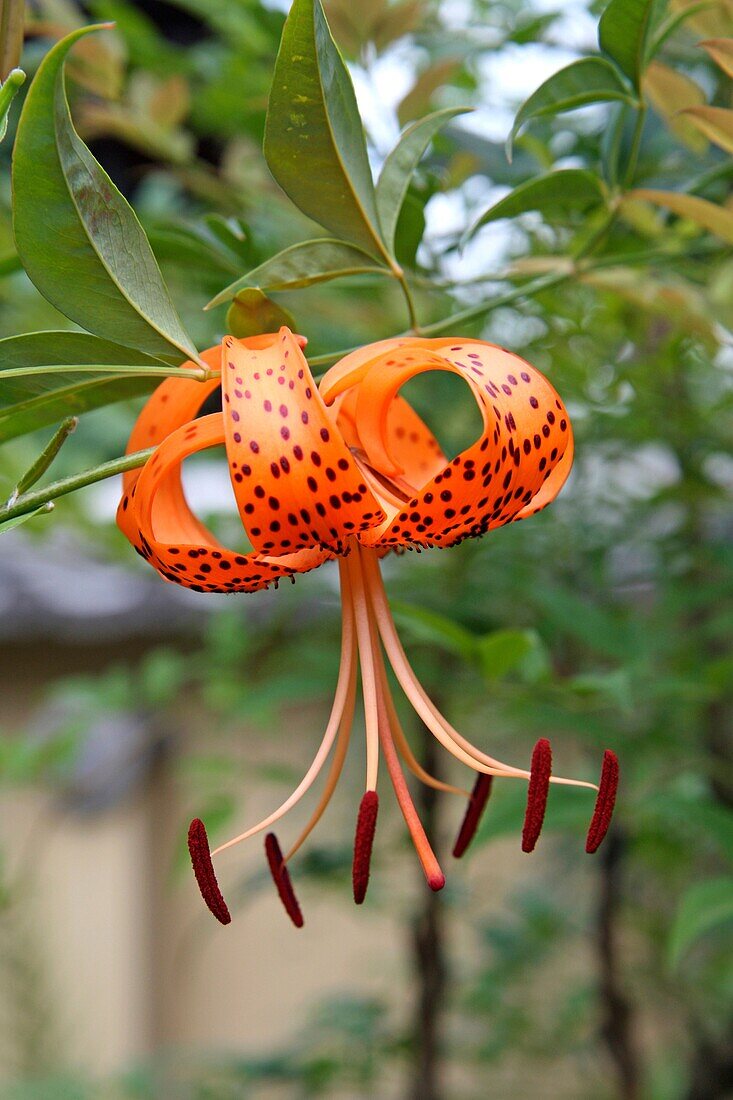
0, 0, 731, 1097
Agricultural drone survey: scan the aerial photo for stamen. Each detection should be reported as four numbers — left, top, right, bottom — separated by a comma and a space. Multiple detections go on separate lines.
453, 775, 494, 858
370, 633, 445, 892
265, 833, 304, 928
361, 547, 597, 793
285, 659, 357, 862
188, 818, 231, 925
522, 738, 552, 852
346, 547, 380, 792
586, 750, 619, 854
211, 590, 355, 857
376, 647, 467, 798
353, 791, 379, 904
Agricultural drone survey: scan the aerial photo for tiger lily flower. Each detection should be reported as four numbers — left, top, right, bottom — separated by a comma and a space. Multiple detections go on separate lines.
117, 328, 618, 928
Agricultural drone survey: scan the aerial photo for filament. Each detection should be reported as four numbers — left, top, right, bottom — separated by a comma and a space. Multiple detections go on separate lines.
212, 582, 357, 857
346, 547, 380, 792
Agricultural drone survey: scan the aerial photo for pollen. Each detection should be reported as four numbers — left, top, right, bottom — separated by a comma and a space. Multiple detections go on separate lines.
353, 790, 379, 904
586, 750, 619, 853
453, 774, 493, 858
265, 832, 304, 928
522, 739, 552, 853
188, 818, 232, 925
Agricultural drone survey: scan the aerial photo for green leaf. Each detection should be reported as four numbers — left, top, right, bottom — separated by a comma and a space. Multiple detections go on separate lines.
11, 416, 78, 499
475, 629, 540, 681
599, 0, 657, 90
0, 502, 54, 535
264, 0, 388, 261
207, 239, 388, 306
376, 106, 471, 252
627, 189, 733, 245
668, 877, 733, 967
508, 58, 635, 159
0, 67, 24, 141
466, 169, 607, 240
12, 26, 199, 365
0, 331, 173, 443
225, 289, 296, 339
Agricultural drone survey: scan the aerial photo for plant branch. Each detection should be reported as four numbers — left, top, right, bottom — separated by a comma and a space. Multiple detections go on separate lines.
0, 447, 155, 525
0, 0, 24, 80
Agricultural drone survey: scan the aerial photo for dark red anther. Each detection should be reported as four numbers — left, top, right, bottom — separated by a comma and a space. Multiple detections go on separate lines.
453, 774, 493, 858
188, 818, 231, 925
586, 750, 619, 854
265, 832, 304, 928
522, 738, 552, 853
353, 791, 379, 904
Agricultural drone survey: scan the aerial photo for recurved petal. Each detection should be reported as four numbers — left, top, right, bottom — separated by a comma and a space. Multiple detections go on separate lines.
334, 385, 446, 503
123, 412, 331, 593
220, 329, 385, 556
351, 339, 572, 549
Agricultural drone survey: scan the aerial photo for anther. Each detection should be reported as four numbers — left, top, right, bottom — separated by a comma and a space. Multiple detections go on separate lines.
188, 818, 231, 925
353, 791, 379, 904
586, 750, 619, 854
265, 833, 304, 928
453, 774, 493, 858
522, 739, 552, 852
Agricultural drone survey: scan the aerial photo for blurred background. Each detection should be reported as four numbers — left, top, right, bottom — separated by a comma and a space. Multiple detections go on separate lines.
1, 0, 732, 1097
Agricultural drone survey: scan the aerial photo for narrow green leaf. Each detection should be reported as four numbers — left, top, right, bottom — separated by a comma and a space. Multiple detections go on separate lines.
0, 331, 177, 443
11, 417, 78, 500
647, 3, 720, 60
466, 169, 607, 241
264, 0, 388, 261
12, 26, 199, 365
376, 106, 471, 252
207, 239, 388, 307
599, 0, 657, 89
627, 189, 733, 245
668, 877, 733, 967
508, 58, 635, 159
0, 67, 24, 141
0, 502, 54, 535
225, 289, 296, 339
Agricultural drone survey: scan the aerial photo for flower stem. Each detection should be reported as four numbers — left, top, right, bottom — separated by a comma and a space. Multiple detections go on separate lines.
0, 448, 155, 526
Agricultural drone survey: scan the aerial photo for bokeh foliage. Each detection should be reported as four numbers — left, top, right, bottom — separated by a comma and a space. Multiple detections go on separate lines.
0, 0, 732, 1097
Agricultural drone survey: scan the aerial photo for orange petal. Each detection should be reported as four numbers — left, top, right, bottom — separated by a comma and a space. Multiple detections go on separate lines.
319, 336, 430, 405
220, 329, 385, 556
124, 412, 331, 593
334, 385, 446, 495
348, 339, 572, 549
118, 346, 222, 549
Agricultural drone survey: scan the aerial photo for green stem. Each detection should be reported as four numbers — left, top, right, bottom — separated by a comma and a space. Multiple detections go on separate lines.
623, 105, 647, 188
0, 448, 155, 525
0, 2, 24, 80
0, 364, 215, 381
419, 270, 572, 337
397, 269, 422, 335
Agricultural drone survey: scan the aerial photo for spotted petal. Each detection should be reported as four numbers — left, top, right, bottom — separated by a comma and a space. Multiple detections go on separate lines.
128, 413, 330, 593
327, 339, 573, 549
220, 329, 385, 556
